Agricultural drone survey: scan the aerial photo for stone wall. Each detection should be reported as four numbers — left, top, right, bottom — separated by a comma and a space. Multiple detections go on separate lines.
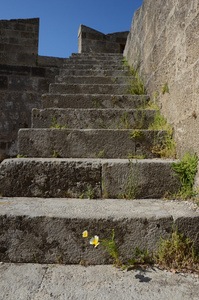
78, 25, 129, 53
124, 0, 199, 157
0, 18, 65, 160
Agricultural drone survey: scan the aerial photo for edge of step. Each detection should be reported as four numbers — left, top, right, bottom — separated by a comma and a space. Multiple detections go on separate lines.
0, 197, 198, 264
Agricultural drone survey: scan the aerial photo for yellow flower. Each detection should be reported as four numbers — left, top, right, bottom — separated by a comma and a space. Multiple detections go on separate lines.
90, 235, 100, 247
82, 230, 88, 238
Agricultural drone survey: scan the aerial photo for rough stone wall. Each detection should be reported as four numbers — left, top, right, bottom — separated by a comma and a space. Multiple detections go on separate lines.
0, 18, 65, 160
124, 0, 199, 157
78, 25, 129, 53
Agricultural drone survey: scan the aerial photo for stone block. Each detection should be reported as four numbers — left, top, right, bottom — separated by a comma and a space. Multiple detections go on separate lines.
18, 128, 166, 159
0, 198, 197, 264
0, 76, 8, 89
0, 158, 102, 198
102, 159, 180, 199
32, 108, 155, 130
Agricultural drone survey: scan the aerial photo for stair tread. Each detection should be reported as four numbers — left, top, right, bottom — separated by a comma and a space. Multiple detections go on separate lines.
0, 197, 196, 219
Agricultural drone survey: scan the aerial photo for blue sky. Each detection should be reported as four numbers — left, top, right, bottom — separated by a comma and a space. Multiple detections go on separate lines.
1, 0, 143, 58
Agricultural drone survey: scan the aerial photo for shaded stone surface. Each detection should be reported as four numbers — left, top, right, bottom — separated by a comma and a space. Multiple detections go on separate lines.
0, 198, 198, 264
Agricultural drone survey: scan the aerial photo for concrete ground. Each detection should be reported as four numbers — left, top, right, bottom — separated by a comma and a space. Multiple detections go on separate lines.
0, 263, 198, 300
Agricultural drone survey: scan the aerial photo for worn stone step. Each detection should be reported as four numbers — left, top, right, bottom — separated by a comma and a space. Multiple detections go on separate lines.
55, 75, 131, 85
42, 94, 150, 109
49, 83, 130, 95
0, 158, 180, 198
61, 64, 124, 70
0, 197, 198, 264
59, 68, 129, 77
71, 53, 123, 58
32, 108, 156, 130
65, 59, 123, 66
18, 128, 166, 159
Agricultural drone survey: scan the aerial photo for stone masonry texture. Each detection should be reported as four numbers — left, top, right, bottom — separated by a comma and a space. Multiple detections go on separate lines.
124, 0, 199, 159
0, 18, 65, 159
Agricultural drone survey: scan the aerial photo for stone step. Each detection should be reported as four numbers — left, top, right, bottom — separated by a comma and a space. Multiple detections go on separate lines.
61, 64, 125, 70
0, 197, 198, 265
49, 83, 130, 95
55, 75, 132, 85
0, 158, 180, 198
18, 129, 166, 159
42, 94, 150, 109
71, 53, 123, 58
32, 108, 156, 130
59, 68, 129, 77
65, 59, 124, 66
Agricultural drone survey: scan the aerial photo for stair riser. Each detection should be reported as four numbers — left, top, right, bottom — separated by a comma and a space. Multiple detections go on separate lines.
0, 208, 172, 264
0, 159, 180, 199
71, 53, 123, 59
49, 84, 129, 95
0, 197, 197, 265
55, 76, 131, 85
59, 69, 129, 77
18, 129, 166, 159
42, 94, 150, 109
32, 108, 156, 130
62, 64, 125, 70
65, 60, 124, 65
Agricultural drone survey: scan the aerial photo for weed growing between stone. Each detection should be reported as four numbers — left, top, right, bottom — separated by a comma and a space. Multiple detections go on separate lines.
17, 154, 26, 158
122, 57, 146, 95
79, 185, 95, 199
125, 68, 145, 95
154, 226, 199, 273
148, 108, 176, 158
82, 227, 199, 274
170, 152, 198, 200
127, 153, 146, 159
95, 150, 105, 158
51, 116, 67, 129
129, 129, 145, 139
82, 229, 122, 267
161, 82, 169, 94
122, 248, 153, 270
118, 159, 139, 200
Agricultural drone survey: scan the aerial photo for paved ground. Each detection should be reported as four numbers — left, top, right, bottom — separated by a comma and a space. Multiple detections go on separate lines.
0, 263, 198, 300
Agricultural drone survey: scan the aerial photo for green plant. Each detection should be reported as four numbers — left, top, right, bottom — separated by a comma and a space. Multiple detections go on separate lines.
82, 229, 122, 267
97, 122, 107, 129
171, 152, 198, 200
122, 56, 129, 67
92, 96, 101, 109
118, 159, 139, 199
154, 91, 159, 101
123, 247, 153, 270
101, 179, 109, 198
161, 82, 169, 94
33, 253, 38, 263
17, 154, 26, 158
51, 117, 67, 129
120, 113, 131, 129
122, 57, 145, 95
57, 254, 63, 264
155, 226, 199, 273
134, 108, 146, 129
127, 153, 145, 159
52, 150, 59, 158
85, 185, 95, 199
129, 130, 145, 139
95, 150, 105, 158
125, 73, 145, 95
149, 109, 176, 158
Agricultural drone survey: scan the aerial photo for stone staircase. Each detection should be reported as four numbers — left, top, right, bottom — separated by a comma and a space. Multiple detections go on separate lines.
0, 53, 198, 265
